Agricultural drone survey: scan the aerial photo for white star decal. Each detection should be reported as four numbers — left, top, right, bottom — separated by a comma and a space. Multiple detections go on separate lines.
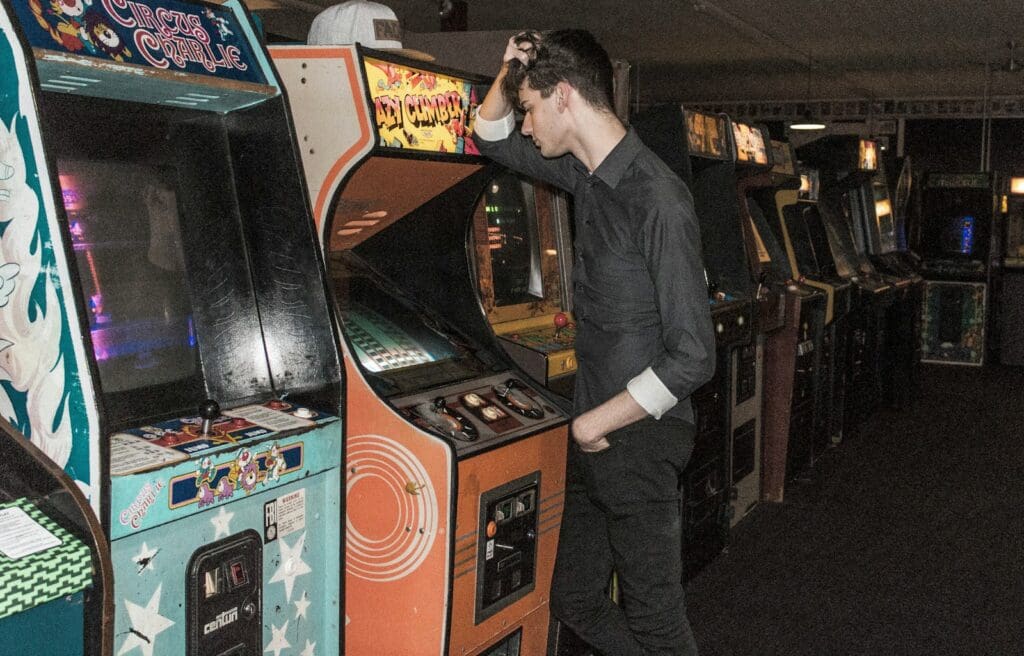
117, 584, 175, 656
294, 592, 311, 620
263, 620, 290, 656
269, 531, 311, 601
210, 506, 234, 539
300, 639, 317, 656
132, 543, 158, 574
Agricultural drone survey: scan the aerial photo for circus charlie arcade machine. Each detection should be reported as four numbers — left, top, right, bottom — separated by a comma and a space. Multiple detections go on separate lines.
1, 1, 346, 655
270, 45, 569, 656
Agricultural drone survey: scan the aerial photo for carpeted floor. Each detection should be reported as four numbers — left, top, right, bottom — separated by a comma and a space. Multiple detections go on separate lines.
685, 364, 1024, 656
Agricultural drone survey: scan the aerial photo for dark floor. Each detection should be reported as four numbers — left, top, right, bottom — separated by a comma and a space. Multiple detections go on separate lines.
685, 364, 1024, 656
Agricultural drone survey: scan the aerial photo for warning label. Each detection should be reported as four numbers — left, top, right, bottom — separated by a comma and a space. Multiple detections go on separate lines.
264, 489, 306, 543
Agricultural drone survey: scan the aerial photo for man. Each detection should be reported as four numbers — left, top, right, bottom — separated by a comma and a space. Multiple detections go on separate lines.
474, 30, 716, 656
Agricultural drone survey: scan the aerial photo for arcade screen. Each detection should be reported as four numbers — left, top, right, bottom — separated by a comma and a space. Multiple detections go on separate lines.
684, 110, 730, 160
747, 198, 790, 275
332, 253, 489, 396
732, 123, 769, 166
480, 171, 544, 307
817, 194, 860, 279
783, 204, 838, 279
58, 160, 200, 394
870, 176, 899, 253
858, 140, 879, 171
920, 186, 992, 260
798, 169, 820, 202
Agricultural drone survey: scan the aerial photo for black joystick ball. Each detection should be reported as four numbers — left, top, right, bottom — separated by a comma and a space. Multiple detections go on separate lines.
200, 399, 220, 436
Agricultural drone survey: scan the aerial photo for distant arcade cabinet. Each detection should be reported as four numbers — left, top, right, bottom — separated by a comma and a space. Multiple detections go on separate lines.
1, 2, 345, 654
634, 105, 754, 571
1000, 176, 1024, 365
798, 137, 894, 434
0, 419, 111, 656
270, 45, 569, 656
742, 138, 828, 496
847, 146, 921, 407
472, 172, 577, 403
915, 172, 999, 366
772, 162, 854, 448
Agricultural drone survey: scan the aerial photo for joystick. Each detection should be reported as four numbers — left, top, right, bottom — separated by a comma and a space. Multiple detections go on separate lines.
495, 379, 544, 419
200, 399, 220, 437
553, 312, 569, 338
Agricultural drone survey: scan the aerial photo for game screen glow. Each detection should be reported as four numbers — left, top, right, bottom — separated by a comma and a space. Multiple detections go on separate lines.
58, 160, 198, 394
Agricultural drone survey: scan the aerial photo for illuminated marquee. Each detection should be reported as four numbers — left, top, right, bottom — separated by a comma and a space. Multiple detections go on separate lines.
15, 0, 265, 84
364, 56, 480, 155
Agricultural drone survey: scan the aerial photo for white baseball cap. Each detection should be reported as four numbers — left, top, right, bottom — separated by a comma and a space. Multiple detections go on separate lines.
307, 0, 434, 61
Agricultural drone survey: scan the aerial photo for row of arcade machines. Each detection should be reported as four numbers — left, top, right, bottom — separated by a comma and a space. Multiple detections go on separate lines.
797, 137, 921, 418
3, 0, 571, 653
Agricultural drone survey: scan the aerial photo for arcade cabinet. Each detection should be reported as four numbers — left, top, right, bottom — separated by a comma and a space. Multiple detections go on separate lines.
798, 137, 895, 435
915, 172, 1000, 366
1000, 176, 1024, 365
742, 138, 828, 495
471, 172, 578, 403
634, 106, 754, 568
270, 45, 570, 656
772, 162, 854, 449
0, 2, 345, 654
0, 419, 111, 656
847, 146, 922, 407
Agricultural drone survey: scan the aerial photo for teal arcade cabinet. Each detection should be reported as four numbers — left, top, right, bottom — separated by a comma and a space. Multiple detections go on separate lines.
0, 0, 344, 654
0, 417, 112, 656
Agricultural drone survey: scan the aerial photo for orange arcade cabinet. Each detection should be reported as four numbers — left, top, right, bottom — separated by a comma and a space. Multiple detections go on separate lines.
269, 44, 570, 656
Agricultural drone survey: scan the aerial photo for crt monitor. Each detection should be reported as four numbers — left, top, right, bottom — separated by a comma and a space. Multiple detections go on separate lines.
332, 252, 491, 398
481, 170, 544, 308
920, 186, 993, 260
42, 92, 280, 425
59, 160, 198, 395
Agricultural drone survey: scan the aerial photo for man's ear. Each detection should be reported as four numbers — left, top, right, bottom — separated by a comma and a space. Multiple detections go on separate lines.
555, 81, 572, 112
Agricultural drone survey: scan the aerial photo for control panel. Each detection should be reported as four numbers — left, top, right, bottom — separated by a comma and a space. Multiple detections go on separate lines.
187, 531, 262, 656
475, 473, 541, 623
709, 298, 754, 349
395, 373, 565, 457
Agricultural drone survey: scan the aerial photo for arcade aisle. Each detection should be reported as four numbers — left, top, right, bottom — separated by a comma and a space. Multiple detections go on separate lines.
686, 364, 1024, 655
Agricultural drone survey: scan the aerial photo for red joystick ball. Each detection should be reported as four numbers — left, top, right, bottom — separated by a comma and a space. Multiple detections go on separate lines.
553, 312, 569, 329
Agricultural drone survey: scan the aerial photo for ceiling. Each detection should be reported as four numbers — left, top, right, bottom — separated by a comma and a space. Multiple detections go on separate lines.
256, 0, 1024, 109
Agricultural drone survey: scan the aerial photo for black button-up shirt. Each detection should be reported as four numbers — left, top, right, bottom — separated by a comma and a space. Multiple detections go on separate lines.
476, 128, 715, 422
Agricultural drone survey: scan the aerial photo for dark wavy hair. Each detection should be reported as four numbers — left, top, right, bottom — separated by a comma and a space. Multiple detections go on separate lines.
501, 29, 615, 114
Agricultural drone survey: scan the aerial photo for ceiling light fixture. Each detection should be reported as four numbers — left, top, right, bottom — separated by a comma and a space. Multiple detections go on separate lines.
790, 54, 826, 132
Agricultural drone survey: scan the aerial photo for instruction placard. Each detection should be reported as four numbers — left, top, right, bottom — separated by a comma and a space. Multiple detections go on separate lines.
0, 506, 61, 560
225, 405, 315, 432
109, 433, 187, 476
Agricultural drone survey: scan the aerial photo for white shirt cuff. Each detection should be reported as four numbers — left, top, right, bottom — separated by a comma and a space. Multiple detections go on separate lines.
473, 108, 515, 141
627, 367, 679, 420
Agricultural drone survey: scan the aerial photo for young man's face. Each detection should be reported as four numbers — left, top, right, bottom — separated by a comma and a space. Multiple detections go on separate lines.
518, 82, 567, 158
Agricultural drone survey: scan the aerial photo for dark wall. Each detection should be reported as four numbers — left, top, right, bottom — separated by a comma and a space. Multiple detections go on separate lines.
904, 119, 1024, 175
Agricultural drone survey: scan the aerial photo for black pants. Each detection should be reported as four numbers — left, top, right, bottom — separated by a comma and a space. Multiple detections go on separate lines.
551, 416, 698, 656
